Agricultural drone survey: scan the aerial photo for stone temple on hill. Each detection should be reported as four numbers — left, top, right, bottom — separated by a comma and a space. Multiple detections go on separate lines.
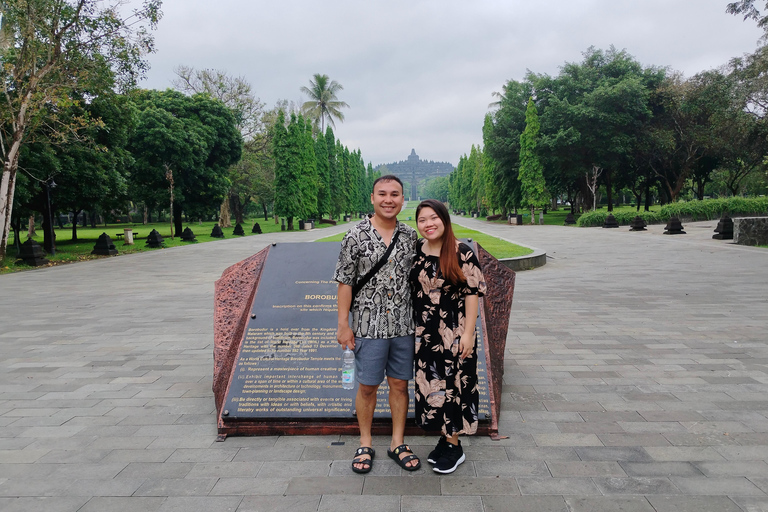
376, 149, 455, 199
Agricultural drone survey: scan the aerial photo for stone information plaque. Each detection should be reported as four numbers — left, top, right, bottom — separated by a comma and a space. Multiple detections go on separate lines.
221, 242, 491, 423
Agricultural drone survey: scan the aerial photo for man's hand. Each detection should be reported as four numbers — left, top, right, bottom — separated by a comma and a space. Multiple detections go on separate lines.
336, 282, 355, 349
337, 324, 355, 350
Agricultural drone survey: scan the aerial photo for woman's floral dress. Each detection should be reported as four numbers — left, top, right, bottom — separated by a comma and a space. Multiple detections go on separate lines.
409, 240, 487, 436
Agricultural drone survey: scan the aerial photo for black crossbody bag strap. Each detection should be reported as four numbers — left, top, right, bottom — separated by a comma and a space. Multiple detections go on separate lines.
351, 229, 401, 305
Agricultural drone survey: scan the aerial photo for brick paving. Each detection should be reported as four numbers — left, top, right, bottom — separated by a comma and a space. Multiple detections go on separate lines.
1, 216, 767, 511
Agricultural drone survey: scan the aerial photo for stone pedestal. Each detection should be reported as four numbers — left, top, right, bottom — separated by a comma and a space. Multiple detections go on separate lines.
123, 228, 134, 245
603, 214, 619, 228
17, 239, 49, 266
92, 233, 118, 255
664, 216, 686, 235
713, 215, 734, 240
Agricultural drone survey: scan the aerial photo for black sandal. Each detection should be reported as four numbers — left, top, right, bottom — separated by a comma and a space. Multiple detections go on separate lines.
351, 446, 375, 474
387, 444, 421, 471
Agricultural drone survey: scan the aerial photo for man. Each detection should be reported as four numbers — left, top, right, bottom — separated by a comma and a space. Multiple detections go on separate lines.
334, 175, 420, 473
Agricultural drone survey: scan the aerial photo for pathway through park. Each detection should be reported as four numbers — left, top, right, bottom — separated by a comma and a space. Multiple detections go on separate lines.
1, 216, 767, 512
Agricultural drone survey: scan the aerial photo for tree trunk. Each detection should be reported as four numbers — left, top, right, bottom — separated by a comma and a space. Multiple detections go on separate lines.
262, 201, 269, 221
173, 207, 183, 238
287, 216, 294, 231
11, 214, 21, 254
219, 198, 231, 228
71, 209, 82, 241
0, 154, 20, 260
42, 206, 55, 255
28, 215, 36, 238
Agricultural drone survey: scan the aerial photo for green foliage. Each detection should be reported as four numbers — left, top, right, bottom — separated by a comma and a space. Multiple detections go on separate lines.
0, 0, 162, 258
300, 73, 350, 132
314, 132, 332, 217
518, 97, 548, 213
576, 197, 768, 226
420, 176, 450, 202
128, 89, 242, 234
273, 111, 302, 223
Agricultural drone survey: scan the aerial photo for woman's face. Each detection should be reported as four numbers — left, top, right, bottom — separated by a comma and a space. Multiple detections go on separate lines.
417, 207, 445, 243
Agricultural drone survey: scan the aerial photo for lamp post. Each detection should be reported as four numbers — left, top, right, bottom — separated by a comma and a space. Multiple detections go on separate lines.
43, 178, 57, 256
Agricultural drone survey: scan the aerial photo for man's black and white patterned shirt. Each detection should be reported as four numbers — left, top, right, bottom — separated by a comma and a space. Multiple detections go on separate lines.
334, 216, 418, 339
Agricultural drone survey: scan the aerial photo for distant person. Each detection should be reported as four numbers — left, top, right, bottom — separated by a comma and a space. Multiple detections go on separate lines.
334, 175, 421, 473
410, 199, 487, 474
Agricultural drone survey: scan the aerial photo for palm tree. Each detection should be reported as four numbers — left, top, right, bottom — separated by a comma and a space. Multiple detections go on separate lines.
300, 73, 349, 133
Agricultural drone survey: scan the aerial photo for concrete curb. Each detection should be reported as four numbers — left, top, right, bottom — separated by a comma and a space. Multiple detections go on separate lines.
498, 246, 547, 271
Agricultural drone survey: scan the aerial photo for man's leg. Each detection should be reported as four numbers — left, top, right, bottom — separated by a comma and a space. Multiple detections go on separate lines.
354, 383, 378, 471
387, 376, 417, 468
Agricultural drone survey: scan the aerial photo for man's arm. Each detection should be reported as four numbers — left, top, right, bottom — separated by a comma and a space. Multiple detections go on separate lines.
337, 282, 355, 350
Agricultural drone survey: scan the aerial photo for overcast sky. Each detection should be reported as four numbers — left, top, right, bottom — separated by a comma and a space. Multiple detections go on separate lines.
140, 0, 764, 168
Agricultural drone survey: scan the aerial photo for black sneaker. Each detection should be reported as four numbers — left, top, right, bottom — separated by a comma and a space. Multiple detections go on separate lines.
432, 440, 465, 474
427, 436, 449, 465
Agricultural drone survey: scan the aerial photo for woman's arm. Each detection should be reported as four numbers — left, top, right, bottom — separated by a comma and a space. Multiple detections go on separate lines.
459, 294, 479, 359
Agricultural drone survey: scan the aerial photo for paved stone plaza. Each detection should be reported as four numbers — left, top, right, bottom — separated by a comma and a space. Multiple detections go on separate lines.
1, 216, 767, 512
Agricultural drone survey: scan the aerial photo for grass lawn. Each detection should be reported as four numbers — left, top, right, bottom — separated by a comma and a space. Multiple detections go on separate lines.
316, 203, 533, 259
1, 216, 343, 274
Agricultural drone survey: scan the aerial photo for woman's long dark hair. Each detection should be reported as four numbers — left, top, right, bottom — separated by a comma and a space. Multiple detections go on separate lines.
416, 199, 465, 284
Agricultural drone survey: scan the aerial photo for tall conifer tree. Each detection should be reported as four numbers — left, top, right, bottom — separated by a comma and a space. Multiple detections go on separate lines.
519, 98, 547, 224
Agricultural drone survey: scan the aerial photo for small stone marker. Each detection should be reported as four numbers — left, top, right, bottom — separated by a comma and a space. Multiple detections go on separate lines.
233, 223, 245, 236
211, 224, 225, 238
712, 215, 734, 240
18, 238, 49, 266
145, 229, 165, 247
629, 216, 647, 231
91, 233, 118, 255
603, 213, 619, 228
564, 212, 576, 225
252, 223, 262, 234
663, 216, 686, 235
181, 227, 197, 242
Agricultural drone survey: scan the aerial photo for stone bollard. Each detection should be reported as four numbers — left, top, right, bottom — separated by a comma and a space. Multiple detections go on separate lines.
123, 228, 134, 245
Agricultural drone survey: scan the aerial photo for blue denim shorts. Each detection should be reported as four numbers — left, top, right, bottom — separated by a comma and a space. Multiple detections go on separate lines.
354, 334, 415, 385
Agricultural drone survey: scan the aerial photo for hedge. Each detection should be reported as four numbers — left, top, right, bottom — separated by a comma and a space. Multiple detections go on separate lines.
576, 197, 768, 227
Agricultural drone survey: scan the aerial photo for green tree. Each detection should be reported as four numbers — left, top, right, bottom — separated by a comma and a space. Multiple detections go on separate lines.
325, 127, 342, 219
0, 0, 162, 259
518, 98, 547, 223
314, 130, 331, 218
128, 89, 242, 236
728, 1, 768, 36
420, 176, 449, 202
300, 73, 349, 133
298, 115, 318, 219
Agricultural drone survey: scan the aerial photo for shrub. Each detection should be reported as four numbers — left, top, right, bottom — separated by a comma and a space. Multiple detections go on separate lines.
576, 197, 768, 227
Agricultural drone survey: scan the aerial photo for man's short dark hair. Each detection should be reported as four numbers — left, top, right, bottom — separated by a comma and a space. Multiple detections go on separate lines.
372, 174, 403, 193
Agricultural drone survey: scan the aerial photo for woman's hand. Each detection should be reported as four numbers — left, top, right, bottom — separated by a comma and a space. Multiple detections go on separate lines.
459, 332, 474, 360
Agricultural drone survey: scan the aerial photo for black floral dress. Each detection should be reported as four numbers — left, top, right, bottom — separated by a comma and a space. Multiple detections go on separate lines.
409, 240, 487, 436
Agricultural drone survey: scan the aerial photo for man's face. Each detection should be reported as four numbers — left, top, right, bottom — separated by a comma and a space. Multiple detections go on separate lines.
370, 180, 405, 221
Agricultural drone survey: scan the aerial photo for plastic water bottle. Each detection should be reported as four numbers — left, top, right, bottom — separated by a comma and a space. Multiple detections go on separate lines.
341, 348, 355, 389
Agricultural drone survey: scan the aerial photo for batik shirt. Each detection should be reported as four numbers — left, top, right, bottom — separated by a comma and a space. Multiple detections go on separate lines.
334, 216, 418, 339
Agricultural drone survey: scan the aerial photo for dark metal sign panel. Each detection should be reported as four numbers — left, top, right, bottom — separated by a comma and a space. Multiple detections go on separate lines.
222, 242, 490, 423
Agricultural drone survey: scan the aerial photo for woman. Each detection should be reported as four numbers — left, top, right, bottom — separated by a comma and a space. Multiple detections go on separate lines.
409, 199, 487, 474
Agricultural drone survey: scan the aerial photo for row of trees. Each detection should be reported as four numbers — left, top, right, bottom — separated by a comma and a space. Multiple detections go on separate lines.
449, 27, 768, 216
272, 111, 378, 230
0, 0, 163, 258
0, 0, 373, 258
